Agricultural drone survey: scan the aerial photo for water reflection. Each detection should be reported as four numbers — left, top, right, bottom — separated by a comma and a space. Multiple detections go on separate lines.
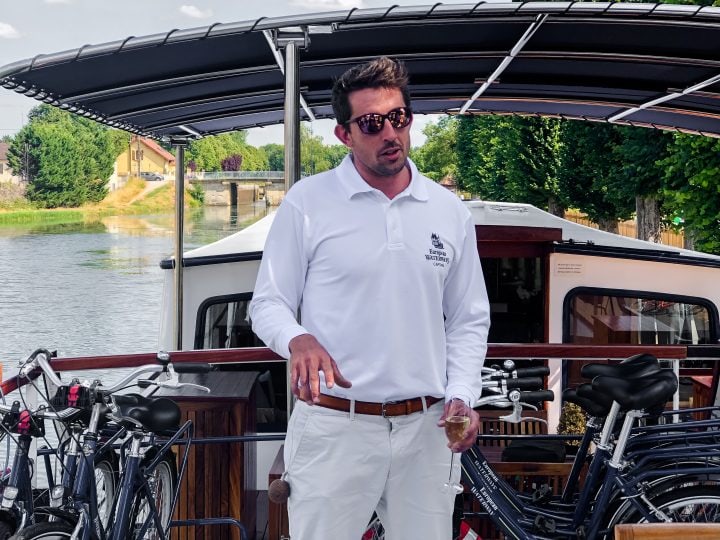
0, 203, 269, 367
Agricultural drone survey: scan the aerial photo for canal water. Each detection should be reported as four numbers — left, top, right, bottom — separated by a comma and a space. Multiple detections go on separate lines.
0, 203, 269, 378
0, 203, 269, 475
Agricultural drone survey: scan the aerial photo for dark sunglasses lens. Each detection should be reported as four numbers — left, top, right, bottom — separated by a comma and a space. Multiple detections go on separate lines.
388, 108, 411, 129
357, 114, 385, 134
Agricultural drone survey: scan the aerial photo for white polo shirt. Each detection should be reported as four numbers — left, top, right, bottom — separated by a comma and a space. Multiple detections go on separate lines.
249, 155, 490, 405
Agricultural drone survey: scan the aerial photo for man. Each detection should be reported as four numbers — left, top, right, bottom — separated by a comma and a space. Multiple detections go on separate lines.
250, 57, 490, 539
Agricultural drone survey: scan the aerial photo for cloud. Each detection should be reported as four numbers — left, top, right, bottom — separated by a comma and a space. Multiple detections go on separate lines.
0, 22, 20, 39
44, 0, 74, 4
179, 5, 213, 19
290, 0, 363, 9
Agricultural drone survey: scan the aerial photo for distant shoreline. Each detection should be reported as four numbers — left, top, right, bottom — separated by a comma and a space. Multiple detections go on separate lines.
0, 180, 201, 226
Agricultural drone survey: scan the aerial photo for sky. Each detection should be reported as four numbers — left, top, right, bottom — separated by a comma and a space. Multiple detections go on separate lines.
0, 0, 452, 147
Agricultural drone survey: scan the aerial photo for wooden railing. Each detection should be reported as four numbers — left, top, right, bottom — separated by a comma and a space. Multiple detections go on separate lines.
4, 343, 717, 396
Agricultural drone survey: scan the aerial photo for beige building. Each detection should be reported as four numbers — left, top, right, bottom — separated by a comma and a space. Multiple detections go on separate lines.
0, 142, 22, 184
116, 136, 176, 177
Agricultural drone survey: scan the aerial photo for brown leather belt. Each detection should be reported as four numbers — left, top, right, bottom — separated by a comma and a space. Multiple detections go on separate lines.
315, 394, 442, 417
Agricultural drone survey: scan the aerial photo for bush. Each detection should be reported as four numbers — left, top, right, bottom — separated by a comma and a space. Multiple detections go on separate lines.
0, 181, 28, 209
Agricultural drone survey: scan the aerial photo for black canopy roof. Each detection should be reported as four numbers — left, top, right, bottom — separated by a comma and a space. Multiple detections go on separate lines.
3, 2, 720, 140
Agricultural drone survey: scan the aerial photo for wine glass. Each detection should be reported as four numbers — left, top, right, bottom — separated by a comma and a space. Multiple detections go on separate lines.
442, 397, 470, 494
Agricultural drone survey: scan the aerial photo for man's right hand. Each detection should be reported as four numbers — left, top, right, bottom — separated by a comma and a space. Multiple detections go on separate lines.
289, 334, 352, 404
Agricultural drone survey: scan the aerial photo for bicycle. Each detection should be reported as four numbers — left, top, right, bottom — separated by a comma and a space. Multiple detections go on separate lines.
462, 357, 720, 539
8, 350, 232, 540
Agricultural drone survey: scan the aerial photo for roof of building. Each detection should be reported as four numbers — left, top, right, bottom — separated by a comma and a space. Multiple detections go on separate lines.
3, 3, 720, 140
134, 136, 175, 163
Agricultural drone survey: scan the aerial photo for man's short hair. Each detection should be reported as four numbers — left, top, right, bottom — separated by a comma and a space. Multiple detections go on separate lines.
331, 57, 411, 126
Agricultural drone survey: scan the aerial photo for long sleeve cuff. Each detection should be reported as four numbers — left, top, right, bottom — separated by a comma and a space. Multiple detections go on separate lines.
277, 325, 310, 358
445, 383, 479, 408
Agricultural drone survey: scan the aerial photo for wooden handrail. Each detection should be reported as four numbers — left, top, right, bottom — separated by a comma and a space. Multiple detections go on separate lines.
2, 343, 715, 396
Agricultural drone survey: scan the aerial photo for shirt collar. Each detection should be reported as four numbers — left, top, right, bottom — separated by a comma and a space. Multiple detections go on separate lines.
337, 154, 429, 202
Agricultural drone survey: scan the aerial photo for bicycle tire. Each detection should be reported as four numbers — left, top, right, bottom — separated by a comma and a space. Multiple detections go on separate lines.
8, 522, 74, 540
95, 455, 119, 529
608, 485, 720, 535
129, 450, 177, 540
0, 521, 13, 540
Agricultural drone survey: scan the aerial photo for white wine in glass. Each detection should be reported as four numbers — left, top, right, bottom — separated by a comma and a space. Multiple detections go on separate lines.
442, 399, 470, 494
445, 416, 470, 444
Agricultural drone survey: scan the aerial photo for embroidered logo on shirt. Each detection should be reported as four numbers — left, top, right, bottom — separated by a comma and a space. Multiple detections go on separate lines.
426, 233, 449, 268
431, 233, 444, 250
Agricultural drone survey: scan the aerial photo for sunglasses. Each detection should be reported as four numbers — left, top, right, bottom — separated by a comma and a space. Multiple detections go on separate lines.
346, 107, 413, 135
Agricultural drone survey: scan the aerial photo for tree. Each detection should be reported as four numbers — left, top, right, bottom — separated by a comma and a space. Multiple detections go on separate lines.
221, 154, 243, 171
410, 117, 458, 182
456, 115, 511, 199
7, 104, 128, 207
661, 133, 720, 253
262, 143, 284, 171
187, 132, 268, 172
610, 127, 673, 242
558, 121, 634, 232
503, 117, 564, 216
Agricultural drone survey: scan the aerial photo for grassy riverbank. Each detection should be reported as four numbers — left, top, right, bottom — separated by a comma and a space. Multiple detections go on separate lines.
0, 179, 202, 226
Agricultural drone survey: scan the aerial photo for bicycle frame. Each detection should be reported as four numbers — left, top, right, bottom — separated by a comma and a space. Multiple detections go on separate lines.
0, 433, 36, 531
109, 420, 192, 540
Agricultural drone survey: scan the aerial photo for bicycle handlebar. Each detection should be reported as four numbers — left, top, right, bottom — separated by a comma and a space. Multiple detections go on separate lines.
18, 348, 213, 396
0, 402, 77, 421
484, 377, 544, 391
18, 348, 63, 387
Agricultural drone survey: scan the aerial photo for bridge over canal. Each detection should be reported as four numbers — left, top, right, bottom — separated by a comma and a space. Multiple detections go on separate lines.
189, 171, 285, 206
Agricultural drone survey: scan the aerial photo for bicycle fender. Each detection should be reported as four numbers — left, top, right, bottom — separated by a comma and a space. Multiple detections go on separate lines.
32, 507, 77, 526
0, 508, 19, 529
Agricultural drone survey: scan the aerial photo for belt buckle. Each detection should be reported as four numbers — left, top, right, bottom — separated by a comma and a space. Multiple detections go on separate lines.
381, 401, 398, 418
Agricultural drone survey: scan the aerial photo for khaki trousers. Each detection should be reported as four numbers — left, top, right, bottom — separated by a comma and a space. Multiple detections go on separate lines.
284, 399, 456, 540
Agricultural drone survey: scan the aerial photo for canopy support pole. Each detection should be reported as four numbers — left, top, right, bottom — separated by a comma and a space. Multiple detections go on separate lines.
278, 30, 309, 415
172, 139, 188, 351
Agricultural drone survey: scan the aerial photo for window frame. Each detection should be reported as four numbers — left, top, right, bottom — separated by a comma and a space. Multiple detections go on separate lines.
194, 292, 259, 350
562, 286, 719, 345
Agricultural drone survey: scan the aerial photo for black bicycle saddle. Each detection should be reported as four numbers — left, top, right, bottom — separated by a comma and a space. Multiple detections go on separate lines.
116, 395, 181, 433
563, 386, 612, 418
591, 369, 678, 411
580, 353, 661, 380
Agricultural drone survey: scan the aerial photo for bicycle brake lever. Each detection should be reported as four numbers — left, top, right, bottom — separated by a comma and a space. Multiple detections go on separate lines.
174, 382, 211, 393
500, 390, 523, 423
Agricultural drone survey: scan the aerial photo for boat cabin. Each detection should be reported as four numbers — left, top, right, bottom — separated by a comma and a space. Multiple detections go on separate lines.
158, 200, 720, 434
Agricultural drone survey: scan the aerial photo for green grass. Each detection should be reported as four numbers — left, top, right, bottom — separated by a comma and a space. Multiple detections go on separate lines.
0, 208, 87, 226
0, 181, 201, 227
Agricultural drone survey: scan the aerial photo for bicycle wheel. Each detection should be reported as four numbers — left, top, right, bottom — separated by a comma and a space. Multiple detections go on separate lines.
612, 485, 720, 531
129, 451, 177, 540
95, 455, 119, 529
8, 522, 73, 539
0, 521, 13, 539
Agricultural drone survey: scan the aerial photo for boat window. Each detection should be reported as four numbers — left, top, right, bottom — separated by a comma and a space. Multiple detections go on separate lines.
195, 293, 265, 349
195, 294, 287, 432
566, 291, 713, 346
481, 257, 545, 343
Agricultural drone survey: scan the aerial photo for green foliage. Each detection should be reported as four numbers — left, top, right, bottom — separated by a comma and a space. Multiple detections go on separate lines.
557, 121, 634, 226
504, 117, 563, 213
7, 105, 127, 208
188, 183, 205, 204
301, 124, 348, 175
661, 133, 720, 253
260, 128, 347, 176
410, 117, 458, 182
456, 115, 508, 198
262, 143, 284, 171
557, 402, 587, 447
456, 115, 563, 212
187, 132, 268, 172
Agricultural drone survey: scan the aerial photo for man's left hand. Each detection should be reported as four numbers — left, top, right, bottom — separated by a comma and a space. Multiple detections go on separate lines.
438, 403, 480, 453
